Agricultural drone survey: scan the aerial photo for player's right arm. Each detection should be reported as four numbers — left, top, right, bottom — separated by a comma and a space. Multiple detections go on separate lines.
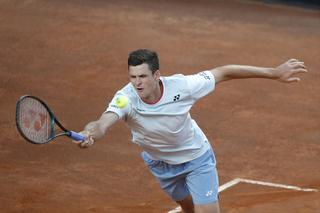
76, 112, 119, 148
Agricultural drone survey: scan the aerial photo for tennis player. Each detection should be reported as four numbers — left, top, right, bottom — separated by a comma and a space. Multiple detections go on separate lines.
76, 49, 307, 213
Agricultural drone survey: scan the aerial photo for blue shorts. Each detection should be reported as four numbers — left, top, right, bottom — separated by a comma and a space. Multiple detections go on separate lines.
141, 149, 219, 205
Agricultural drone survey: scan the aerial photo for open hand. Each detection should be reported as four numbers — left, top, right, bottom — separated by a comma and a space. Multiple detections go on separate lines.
275, 59, 307, 83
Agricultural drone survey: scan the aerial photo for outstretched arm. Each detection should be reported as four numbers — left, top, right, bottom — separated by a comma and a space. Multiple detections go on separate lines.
211, 59, 307, 84
75, 112, 119, 148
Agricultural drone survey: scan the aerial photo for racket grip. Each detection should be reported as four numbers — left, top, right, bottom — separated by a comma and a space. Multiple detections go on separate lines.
69, 131, 86, 141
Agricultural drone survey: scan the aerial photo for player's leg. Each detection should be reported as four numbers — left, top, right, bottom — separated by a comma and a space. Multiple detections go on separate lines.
194, 201, 220, 213
185, 149, 220, 213
175, 197, 220, 213
141, 150, 219, 213
176, 195, 194, 213
141, 151, 192, 210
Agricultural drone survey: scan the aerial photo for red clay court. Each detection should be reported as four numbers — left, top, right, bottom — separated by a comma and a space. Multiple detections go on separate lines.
0, 0, 319, 212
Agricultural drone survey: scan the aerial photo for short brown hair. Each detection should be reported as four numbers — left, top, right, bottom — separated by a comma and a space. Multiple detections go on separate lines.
128, 49, 159, 74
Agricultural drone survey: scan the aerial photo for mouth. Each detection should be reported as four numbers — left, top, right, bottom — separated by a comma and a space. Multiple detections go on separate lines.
136, 87, 143, 92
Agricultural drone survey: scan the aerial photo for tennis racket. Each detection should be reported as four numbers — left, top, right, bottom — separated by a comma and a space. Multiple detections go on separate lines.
15, 95, 86, 144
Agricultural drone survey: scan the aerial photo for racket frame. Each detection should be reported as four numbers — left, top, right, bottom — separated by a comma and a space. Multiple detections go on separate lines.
16, 95, 82, 144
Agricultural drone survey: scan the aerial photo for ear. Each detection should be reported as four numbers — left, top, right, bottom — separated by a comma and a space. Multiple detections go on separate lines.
153, 70, 160, 80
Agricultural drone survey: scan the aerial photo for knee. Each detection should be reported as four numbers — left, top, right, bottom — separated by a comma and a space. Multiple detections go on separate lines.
176, 195, 194, 213
194, 201, 221, 213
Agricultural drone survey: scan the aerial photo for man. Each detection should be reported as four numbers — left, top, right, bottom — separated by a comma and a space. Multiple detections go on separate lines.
75, 49, 307, 213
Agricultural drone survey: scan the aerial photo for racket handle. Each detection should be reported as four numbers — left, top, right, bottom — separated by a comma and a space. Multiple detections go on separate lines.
69, 131, 86, 141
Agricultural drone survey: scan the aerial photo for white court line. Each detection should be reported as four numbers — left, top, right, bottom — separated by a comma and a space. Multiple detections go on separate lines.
217, 178, 241, 192
167, 206, 182, 213
168, 178, 318, 213
237, 178, 319, 192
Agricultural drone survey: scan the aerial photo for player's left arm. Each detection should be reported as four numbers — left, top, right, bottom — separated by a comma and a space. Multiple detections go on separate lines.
211, 59, 307, 84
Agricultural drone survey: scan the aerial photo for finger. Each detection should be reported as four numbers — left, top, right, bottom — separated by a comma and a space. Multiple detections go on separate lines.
72, 139, 82, 144
79, 141, 90, 148
291, 62, 305, 68
288, 58, 299, 63
287, 77, 301, 83
279, 76, 301, 83
292, 61, 304, 65
79, 137, 94, 148
292, 68, 308, 74
80, 142, 89, 148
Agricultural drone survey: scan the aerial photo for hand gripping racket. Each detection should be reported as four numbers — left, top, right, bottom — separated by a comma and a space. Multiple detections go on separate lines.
15, 95, 86, 144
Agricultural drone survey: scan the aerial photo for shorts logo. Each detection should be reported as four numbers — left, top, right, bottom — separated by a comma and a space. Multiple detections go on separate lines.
206, 190, 213, 197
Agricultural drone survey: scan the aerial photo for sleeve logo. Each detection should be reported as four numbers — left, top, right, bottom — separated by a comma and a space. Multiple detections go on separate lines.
199, 72, 211, 80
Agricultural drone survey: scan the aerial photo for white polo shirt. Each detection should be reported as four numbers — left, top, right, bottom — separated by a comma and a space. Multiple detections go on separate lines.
106, 71, 215, 164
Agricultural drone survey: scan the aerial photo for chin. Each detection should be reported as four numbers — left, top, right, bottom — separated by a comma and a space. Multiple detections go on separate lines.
137, 92, 145, 99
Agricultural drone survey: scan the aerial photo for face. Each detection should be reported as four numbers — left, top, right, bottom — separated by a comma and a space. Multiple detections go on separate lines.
128, 63, 160, 102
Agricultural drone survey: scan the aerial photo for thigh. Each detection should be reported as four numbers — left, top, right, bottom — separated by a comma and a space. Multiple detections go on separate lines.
185, 151, 219, 205
159, 175, 190, 202
141, 151, 190, 202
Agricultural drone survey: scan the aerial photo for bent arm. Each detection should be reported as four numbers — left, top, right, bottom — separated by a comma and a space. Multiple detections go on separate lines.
75, 112, 119, 148
83, 112, 119, 140
211, 59, 307, 84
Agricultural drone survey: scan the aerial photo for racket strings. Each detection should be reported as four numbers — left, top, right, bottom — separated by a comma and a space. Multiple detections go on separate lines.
18, 98, 52, 143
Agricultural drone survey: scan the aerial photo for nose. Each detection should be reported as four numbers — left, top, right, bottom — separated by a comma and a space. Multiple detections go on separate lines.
135, 77, 142, 86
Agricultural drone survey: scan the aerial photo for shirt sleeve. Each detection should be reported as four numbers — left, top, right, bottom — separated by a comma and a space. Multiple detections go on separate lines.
105, 92, 131, 119
185, 71, 215, 100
